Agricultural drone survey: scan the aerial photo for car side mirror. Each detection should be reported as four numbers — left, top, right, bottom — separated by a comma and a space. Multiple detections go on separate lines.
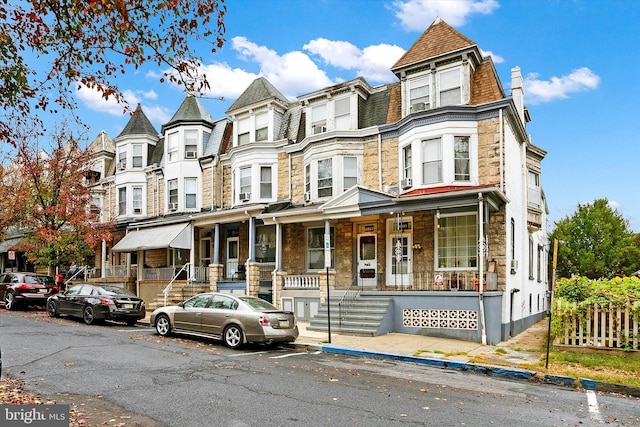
178, 302, 185, 308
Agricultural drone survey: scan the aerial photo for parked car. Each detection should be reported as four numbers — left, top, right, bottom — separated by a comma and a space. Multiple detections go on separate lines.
150, 292, 299, 349
47, 283, 145, 326
0, 272, 58, 310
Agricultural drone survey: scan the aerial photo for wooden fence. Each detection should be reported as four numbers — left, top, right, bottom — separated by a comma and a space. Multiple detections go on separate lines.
554, 299, 640, 350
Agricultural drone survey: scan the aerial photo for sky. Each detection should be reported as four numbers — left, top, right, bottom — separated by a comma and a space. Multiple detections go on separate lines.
71, 0, 640, 232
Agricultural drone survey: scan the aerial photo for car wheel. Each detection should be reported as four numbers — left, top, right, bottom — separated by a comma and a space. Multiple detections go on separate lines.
83, 305, 95, 325
47, 300, 59, 317
5, 292, 16, 310
223, 324, 244, 349
155, 314, 171, 336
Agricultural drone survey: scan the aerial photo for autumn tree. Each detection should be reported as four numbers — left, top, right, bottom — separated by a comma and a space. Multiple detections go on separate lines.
550, 198, 640, 279
0, 0, 226, 146
0, 125, 112, 274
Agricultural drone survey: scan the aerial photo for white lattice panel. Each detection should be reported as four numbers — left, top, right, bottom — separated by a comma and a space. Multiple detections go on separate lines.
402, 308, 478, 330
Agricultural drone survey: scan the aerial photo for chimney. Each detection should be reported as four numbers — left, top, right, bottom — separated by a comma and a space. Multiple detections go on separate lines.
511, 67, 525, 125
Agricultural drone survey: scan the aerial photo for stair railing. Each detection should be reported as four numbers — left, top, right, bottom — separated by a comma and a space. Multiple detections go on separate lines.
338, 275, 360, 327
163, 263, 192, 307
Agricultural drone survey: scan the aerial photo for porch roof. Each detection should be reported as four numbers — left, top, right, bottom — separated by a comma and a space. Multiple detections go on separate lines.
0, 236, 24, 253
112, 223, 192, 252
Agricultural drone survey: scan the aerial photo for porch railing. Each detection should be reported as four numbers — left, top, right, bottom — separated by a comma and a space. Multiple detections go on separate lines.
192, 265, 209, 283
382, 271, 497, 291
338, 276, 360, 327
163, 263, 192, 307
283, 274, 320, 289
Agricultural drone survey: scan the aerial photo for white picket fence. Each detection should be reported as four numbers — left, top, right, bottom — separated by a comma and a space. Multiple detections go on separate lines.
555, 299, 640, 350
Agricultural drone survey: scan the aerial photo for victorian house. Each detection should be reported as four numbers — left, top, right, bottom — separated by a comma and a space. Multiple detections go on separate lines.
85, 18, 548, 344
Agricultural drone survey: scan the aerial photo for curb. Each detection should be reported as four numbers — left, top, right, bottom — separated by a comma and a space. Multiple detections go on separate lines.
292, 342, 640, 398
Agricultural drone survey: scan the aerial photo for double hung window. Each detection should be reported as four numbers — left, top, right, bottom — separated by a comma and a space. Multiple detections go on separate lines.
410, 75, 430, 112
317, 158, 333, 197
454, 136, 470, 181
185, 178, 197, 208
307, 227, 334, 270
343, 157, 357, 191
422, 138, 442, 184
311, 104, 327, 135
260, 166, 272, 199
334, 97, 350, 130
118, 187, 127, 216
168, 179, 178, 205
132, 144, 143, 168
439, 67, 461, 106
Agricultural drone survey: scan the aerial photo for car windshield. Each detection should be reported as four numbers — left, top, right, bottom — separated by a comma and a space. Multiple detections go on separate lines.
24, 275, 53, 285
99, 285, 136, 296
238, 296, 278, 311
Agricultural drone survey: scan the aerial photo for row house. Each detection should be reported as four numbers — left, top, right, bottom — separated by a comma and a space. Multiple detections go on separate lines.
86, 18, 548, 344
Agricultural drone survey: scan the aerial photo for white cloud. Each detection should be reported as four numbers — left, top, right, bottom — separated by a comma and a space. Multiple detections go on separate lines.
393, 0, 499, 30
524, 67, 601, 105
480, 49, 504, 64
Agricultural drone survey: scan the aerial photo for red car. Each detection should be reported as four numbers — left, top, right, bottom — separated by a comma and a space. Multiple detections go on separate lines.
0, 272, 59, 310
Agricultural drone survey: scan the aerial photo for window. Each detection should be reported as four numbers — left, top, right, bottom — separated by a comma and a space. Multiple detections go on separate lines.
168, 179, 178, 205
307, 227, 334, 270
511, 218, 516, 260
343, 157, 357, 191
305, 164, 311, 194
167, 132, 178, 161
537, 244, 542, 282
528, 236, 534, 280
403, 145, 412, 179
311, 103, 327, 134
260, 166, 272, 199
185, 178, 197, 208
422, 138, 442, 184
238, 117, 250, 145
118, 150, 127, 170
239, 166, 251, 196
410, 75, 430, 112
255, 112, 268, 142
132, 187, 142, 213
317, 158, 332, 197
454, 136, 470, 181
437, 214, 477, 269
255, 225, 276, 262
132, 144, 143, 168
528, 171, 540, 209
118, 187, 126, 216
439, 67, 461, 106
334, 97, 350, 130
185, 130, 198, 158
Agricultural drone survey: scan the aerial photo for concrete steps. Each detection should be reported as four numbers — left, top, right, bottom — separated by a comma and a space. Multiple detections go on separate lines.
307, 296, 391, 336
145, 284, 209, 312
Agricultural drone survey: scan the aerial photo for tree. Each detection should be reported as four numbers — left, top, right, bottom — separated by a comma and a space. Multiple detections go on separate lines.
0, 0, 226, 146
550, 198, 640, 279
0, 125, 112, 273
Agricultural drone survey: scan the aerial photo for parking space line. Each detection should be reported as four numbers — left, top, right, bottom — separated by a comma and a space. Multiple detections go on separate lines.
270, 350, 322, 359
586, 390, 603, 422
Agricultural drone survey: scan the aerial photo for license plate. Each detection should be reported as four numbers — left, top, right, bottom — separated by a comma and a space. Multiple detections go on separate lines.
39, 289, 47, 293
278, 320, 290, 328
123, 303, 134, 309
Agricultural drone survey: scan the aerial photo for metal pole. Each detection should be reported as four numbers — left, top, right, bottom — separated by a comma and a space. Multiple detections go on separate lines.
545, 239, 558, 369
325, 220, 331, 344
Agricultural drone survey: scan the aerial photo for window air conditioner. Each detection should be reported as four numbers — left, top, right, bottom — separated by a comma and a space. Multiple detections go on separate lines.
118, 161, 126, 171
185, 151, 197, 159
168, 203, 178, 211
239, 192, 251, 202
304, 191, 311, 202
411, 102, 426, 112
401, 178, 412, 189
133, 208, 142, 214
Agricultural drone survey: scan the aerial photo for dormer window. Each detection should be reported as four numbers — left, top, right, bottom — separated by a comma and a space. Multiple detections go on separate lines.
311, 104, 327, 135
438, 67, 462, 106
409, 75, 430, 112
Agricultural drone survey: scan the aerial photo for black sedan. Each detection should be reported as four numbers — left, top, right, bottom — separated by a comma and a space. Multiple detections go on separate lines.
47, 284, 145, 326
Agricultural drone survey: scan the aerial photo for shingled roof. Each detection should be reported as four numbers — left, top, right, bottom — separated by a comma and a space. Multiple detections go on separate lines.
87, 130, 115, 155
116, 104, 158, 139
392, 17, 476, 72
226, 77, 290, 113
163, 94, 214, 131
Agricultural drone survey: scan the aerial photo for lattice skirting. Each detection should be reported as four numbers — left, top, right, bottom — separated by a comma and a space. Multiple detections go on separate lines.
403, 308, 478, 330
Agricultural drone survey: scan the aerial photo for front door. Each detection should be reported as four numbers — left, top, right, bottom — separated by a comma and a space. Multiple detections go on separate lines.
357, 234, 377, 287
226, 237, 239, 279
386, 217, 413, 287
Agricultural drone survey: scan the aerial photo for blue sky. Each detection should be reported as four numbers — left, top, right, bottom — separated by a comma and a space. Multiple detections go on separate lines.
73, 0, 640, 232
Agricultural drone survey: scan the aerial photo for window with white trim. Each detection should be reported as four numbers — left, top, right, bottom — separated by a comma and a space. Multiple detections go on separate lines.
184, 130, 198, 158
132, 144, 143, 168
305, 164, 311, 195
403, 145, 412, 179
528, 171, 540, 209
255, 112, 268, 142
260, 166, 272, 199
438, 67, 461, 106
168, 179, 178, 205
454, 136, 470, 181
422, 138, 442, 184
409, 75, 430, 112
311, 103, 327, 135
317, 158, 332, 197
307, 226, 334, 270
118, 150, 127, 170
185, 177, 197, 208
239, 166, 251, 196
132, 187, 142, 213
334, 97, 350, 130
343, 157, 357, 191
118, 187, 126, 216
167, 132, 178, 162
238, 117, 250, 145
437, 214, 477, 269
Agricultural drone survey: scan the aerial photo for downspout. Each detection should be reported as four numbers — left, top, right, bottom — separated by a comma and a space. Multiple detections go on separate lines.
377, 133, 382, 191
288, 153, 292, 200
189, 223, 195, 280
478, 193, 487, 345
499, 109, 504, 192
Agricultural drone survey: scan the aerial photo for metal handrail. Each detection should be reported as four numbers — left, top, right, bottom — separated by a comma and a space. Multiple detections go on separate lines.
64, 265, 89, 287
338, 275, 360, 327
163, 263, 192, 307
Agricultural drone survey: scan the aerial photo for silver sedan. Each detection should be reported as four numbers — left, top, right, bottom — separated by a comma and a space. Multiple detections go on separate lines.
150, 292, 299, 349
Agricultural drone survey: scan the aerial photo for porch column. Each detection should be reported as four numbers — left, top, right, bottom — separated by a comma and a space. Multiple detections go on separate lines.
208, 264, 223, 292
248, 216, 255, 262
101, 239, 107, 279
275, 221, 282, 271
189, 223, 195, 280
213, 224, 220, 264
